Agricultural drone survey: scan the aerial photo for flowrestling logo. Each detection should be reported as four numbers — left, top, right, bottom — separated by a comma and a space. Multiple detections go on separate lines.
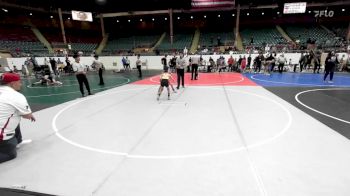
314, 10, 334, 17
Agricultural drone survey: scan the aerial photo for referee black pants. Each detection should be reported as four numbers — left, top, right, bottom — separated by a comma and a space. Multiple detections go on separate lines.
137, 65, 142, 78
98, 68, 104, 85
177, 68, 185, 88
76, 74, 91, 96
278, 63, 285, 73
191, 64, 198, 80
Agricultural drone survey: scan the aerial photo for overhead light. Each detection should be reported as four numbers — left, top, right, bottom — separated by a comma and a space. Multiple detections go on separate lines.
277, 11, 280, 14
165, 17, 167, 20
190, 16, 193, 19
247, 13, 250, 16
152, 18, 155, 21
308, 10, 311, 13
50, 16, 53, 18
2, 8, 8, 12
204, 15, 206, 18
116, 19, 119, 22
68, 17, 71, 20
29, 13, 32, 16
232, 13, 235, 16
342, 9, 345, 12
177, 16, 180, 20
262, 12, 264, 15
128, 19, 131, 22
218, 14, 220, 17
140, 19, 142, 22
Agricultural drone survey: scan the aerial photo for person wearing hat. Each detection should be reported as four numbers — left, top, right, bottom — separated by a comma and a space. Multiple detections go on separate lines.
92, 55, 104, 85
0, 73, 36, 163
72, 53, 92, 97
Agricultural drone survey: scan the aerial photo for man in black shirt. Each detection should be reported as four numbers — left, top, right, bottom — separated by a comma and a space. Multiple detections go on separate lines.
161, 55, 168, 71
254, 54, 264, 73
324, 52, 337, 83
247, 55, 252, 70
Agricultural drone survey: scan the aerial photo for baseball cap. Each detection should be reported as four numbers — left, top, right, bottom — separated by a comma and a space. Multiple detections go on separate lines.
1, 73, 21, 84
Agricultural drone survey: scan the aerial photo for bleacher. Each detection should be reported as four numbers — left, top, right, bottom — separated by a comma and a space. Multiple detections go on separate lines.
199, 31, 235, 48
284, 25, 337, 47
41, 28, 101, 53
0, 25, 48, 56
240, 27, 287, 47
328, 25, 348, 39
103, 34, 160, 54
156, 33, 193, 52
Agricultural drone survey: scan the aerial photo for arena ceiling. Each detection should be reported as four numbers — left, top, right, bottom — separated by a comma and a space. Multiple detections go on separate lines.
0, 0, 348, 14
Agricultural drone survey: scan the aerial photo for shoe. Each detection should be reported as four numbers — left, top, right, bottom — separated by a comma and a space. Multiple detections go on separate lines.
17, 139, 32, 149
98, 83, 105, 85
88, 93, 94, 95
157, 96, 160, 101
176, 87, 179, 90
82, 94, 86, 97
182, 86, 185, 88
328, 81, 333, 84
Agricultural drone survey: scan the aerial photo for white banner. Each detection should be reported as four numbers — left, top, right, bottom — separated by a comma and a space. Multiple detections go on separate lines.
283, 2, 307, 14
71, 10, 93, 22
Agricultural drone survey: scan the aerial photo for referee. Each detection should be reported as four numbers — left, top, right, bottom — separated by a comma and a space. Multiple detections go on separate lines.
176, 53, 186, 89
72, 53, 92, 97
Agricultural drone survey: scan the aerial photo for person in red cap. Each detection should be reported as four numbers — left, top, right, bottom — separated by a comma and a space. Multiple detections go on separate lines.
0, 73, 36, 163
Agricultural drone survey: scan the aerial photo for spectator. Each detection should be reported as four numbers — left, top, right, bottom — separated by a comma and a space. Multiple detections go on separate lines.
277, 54, 287, 73
92, 55, 104, 85
176, 53, 186, 89
0, 73, 36, 163
191, 55, 200, 80
227, 56, 234, 72
161, 55, 168, 71
136, 54, 142, 78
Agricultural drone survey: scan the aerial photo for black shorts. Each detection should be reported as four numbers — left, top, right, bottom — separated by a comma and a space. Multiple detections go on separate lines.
160, 79, 169, 87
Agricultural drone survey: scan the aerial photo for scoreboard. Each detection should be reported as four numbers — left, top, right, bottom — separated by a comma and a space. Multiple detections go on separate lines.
283, 2, 307, 14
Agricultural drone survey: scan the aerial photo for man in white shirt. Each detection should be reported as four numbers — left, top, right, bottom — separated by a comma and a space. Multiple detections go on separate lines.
92, 55, 104, 85
191, 55, 200, 80
72, 53, 92, 97
277, 54, 287, 73
0, 73, 35, 163
176, 53, 187, 89
136, 54, 142, 78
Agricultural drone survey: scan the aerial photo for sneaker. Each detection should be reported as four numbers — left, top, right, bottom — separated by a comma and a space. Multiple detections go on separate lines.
17, 139, 32, 149
157, 95, 160, 101
328, 81, 333, 84
88, 93, 94, 96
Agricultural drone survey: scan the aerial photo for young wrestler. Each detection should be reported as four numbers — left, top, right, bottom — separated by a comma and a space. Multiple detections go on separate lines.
157, 68, 174, 101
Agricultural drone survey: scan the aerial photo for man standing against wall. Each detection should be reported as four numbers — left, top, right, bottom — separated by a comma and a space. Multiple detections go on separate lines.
161, 55, 168, 71
277, 54, 287, 73
176, 53, 186, 89
92, 55, 104, 85
0, 73, 36, 163
191, 55, 200, 80
136, 54, 142, 78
